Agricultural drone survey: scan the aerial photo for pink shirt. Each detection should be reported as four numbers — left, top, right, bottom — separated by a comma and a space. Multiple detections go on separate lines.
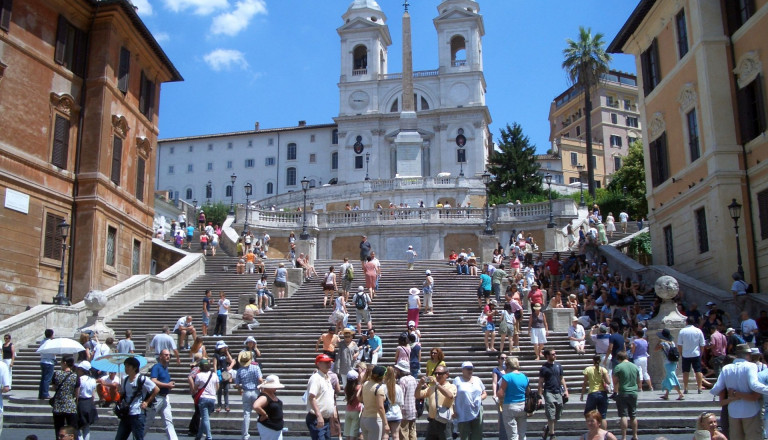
710, 331, 727, 357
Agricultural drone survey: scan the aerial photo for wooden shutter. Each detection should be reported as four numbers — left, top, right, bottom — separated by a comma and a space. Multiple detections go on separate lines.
51, 115, 70, 169
139, 71, 146, 114
43, 213, 63, 260
54, 15, 67, 65
111, 136, 122, 185
72, 26, 86, 77
118, 47, 130, 93
136, 157, 145, 202
758, 189, 768, 240
0, 0, 12, 32
145, 78, 155, 120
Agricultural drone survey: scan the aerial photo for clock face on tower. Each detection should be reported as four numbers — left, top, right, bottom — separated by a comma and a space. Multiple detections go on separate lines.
349, 91, 370, 111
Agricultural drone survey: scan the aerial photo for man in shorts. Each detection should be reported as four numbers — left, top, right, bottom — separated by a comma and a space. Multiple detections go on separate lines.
612, 351, 639, 440
201, 290, 212, 336
339, 258, 353, 297
478, 266, 492, 308
678, 316, 706, 393
353, 286, 372, 335
538, 349, 568, 440
172, 315, 196, 350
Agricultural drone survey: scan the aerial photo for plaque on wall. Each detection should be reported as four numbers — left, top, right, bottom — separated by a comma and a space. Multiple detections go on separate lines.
4, 188, 29, 214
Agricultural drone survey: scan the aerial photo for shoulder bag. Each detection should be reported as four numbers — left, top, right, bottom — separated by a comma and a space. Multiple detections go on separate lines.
193, 372, 214, 405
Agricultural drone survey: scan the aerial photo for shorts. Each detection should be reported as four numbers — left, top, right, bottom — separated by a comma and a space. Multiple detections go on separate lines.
616, 393, 637, 419
173, 328, 181, 335
356, 309, 371, 325
344, 410, 361, 437
498, 323, 514, 337
681, 356, 702, 373
186, 235, 193, 242
485, 322, 495, 332
530, 327, 547, 345
482, 289, 491, 298
584, 391, 608, 418
341, 278, 352, 292
274, 280, 286, 288
201, 313, 209, 326
544, 391, 563, 421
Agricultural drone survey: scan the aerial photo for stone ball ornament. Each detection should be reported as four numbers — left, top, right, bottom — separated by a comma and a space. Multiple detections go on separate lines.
654, 275, 679, 301
84, 290, 108, 312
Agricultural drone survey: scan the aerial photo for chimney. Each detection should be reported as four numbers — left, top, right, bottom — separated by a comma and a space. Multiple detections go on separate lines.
298, 120, 306, 127
254, 122, 260, 131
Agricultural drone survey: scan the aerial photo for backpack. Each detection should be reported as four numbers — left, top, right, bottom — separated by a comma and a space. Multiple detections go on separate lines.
345, 264, 354, 281
354, 292, 367, 310
741, 280, 754, 294
375, 384, 391, 412
524, 388, 541, 415
665, 344, 680, 362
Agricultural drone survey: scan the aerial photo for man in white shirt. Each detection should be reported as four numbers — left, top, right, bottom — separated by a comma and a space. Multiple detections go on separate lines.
677, 316, 706, 394
213, 291, 230, 337
568, 318, 586, 354
262, 232, 270, 253
0, 358, 10, 439
339, 257, 353, 298
306, 354, 335, 440
740, 311, 759, 347
173, 316, 196, 351
619, 211, 629, 233
91, 337, 113, 361
710, 344, 768, 440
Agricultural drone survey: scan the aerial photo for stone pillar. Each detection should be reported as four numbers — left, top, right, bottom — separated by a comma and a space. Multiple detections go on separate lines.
544, 308, 574, 332
478, 234, 497, 266
647, 275, 686, 388
295, 238, 316, 266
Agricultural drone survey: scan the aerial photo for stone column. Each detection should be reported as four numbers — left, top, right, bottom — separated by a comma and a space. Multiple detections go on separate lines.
646, 275, 686, 388
478, 235, 497, 266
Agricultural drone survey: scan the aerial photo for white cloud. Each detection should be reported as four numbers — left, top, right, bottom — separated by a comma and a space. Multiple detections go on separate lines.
153, 32, 170, 43
210, 0, 267, 36
203, 49, 249, 71
131, 0, 154, 15
163, 0, 229, 16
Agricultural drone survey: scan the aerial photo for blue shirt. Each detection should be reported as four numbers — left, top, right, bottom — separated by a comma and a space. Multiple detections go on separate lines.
235, 363, 263, 391
453, 376, 485, 423
501, 371, 528, 404
39, 339, 56, 365
368, 335, 382, 353
480, 274, 492, 291
150, 363, 172, 396
186, 226, 195, 236
711, 358, 768, 418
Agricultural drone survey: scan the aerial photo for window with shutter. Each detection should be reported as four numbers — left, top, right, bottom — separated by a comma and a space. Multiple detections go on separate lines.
640, 39, 661, 96
649, 133, 669, 187
106, 226, 117, 267
0, 0, 12, 32
695, 208, 709, 253
759, 189, 768, 240
43, 213, 64, 260
737, 75, 766, 144
54, 15, 86, 77
51, 115, 70, 169
118, 47, 130, 93
136, 157, 145, 201
139, 71, 155, 120
676, 10, 689, 59
663, 225, 674, 266
132, 240, 141, 275
111, 136, 122, 186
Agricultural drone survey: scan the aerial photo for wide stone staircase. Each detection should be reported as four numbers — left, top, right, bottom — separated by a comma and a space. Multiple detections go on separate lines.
5, 247, 717, 437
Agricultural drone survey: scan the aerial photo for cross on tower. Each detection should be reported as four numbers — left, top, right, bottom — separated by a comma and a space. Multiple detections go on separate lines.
403, 0, 409, 12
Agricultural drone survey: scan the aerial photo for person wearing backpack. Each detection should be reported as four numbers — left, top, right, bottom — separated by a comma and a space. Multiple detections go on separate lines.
353, 286, 373, 336
115, 356, 160, 440
339, 258, 354, 299
655, 329, 684, 400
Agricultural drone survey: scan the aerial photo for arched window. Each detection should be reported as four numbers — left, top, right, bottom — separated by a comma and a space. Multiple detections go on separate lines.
421, 96, 430, 110
309, 179, 316, 188
225, 185, 232, 197
287, 143, 297, 160
331, 152, 338, 170
390, 99, 399, 113
332, 129, 338, 145
185, 188, 192, 200
286, 167, 297, 186
450, 35, 466, 67
266, 182, 274, 194
353, 45, 368, 74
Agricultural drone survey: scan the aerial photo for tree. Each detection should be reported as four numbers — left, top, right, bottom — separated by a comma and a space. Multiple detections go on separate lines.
486, 123, 542, 203
562, 26, 612, 198
607, 139, 647, 219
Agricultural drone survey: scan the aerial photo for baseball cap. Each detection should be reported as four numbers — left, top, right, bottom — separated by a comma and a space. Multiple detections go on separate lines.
315, 354, 333, 364
461, 361, 474, 369
706, 301, 716, 307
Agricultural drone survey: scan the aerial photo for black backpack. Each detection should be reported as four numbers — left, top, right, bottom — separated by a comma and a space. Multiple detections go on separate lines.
354, 292, 367, 310
666, 344, 680, 362
524, 388, 541, 414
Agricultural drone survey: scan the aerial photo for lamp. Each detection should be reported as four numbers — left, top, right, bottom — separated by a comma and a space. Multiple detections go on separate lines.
53, 220, 71, 306
206, 180, 212, 204
576, 164, 585, 207
729, 198, 744, 277
300, 177, 310, 240
365, 153, 370, 181
481, 171, 494, 235
244, 182, 253, 234
545, 173, 554, 228
623, 186, 628, 197
229, 173, 237, 216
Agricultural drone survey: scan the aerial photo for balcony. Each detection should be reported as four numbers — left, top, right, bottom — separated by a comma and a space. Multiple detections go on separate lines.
452, 59, 467, 67
352, 69, 367, 76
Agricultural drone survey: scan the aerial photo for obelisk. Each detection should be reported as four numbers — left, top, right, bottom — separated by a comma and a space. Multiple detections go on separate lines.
394, 0, 423, 177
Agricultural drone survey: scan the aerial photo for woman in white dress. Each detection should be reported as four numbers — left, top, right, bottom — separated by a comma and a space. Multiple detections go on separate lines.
605, 212, 616, 238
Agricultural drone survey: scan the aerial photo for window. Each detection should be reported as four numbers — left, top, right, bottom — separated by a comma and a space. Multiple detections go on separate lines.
227, 142, 233, 149
610, 135, 622, 147
207, 144, 213, 151
136, 157, 145, 202
591, 155, 597, 168
188, 145, 193, 152
310, 135, 316, 143
626, 117, 639, 128
606, 96, 618, 108
243, 159, 253, 168
132, 239, 141, 275
737, 75, 766, 144
286, 167, 297, 186
353, 45, 368, 72
266, 182, 274, 194
106, 226, 117, 267
139, 71, 155, 120
268, 138, 274, 146
265, 157, 275, 166
569, 177, 580, 184
170, 146, 174, 154
694, 208, 709, 253
118, 47, 130, 94
628, 136, 637, 145
614, 156, 622, 171
687, 109, 700, 161
457, 149, 466, 163
570, 153, 578, 166
309, 154, 316, 163
185, 188, 192, 199
225, 185, 232, 197
661, 225, 674, 265
576, 126, 581, 136
450, 35, 466, 66
725, 0, 756, 35
331, 152, 338, 170
649, 133, 669, 187
758, 188, 768, 239
624, 99, 632, 110
676, 10, 689, 59
43, 212, 65, 260
248, 140, 253, 147
187, 164, 193, 173
0, 0, 11, 32
390, 99, 399, 113
287, 143, 297, 160
54, 15, 86, 76
355, 156, 364, 169
111, 136, 122, 186
640, 39, 661, 96
168, 165, 174, 174
51, 114, 70, 169
207, 162, 213, 171
611, 113, 618, 124
332, 130, 339, 144
227, 161, 233, 169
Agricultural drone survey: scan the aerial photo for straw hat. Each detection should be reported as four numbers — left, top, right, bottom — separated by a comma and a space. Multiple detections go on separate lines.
238, 351, 252, 367
258, 375, 285, 389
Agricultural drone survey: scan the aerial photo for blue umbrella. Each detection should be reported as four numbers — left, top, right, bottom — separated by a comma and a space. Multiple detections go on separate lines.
91, 353, 148, 373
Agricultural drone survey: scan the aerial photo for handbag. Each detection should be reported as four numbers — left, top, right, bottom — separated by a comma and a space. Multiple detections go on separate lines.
193, 372, 214, 405
476, 311, 488, 327
433, 384, 452, 424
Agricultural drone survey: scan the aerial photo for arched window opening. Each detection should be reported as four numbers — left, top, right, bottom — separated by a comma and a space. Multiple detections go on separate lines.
286, 167, 297, 186
309, 179, 316, 188
390, 98, 399, 113
225, 185, 232, 197
353, 45, 368, 75
451, 36, 466, 67
266, 182, 274, 194
332, 129, 339, 145
421, 96, 430, 110
185, 188, 193, 200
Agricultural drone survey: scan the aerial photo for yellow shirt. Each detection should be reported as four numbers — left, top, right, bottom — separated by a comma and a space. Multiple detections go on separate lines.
417, 381, 457, 419
361, 380, 387, 418
583, 365, 608, 393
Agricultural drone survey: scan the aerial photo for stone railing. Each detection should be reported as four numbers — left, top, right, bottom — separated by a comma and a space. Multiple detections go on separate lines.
0, 244, 205, 347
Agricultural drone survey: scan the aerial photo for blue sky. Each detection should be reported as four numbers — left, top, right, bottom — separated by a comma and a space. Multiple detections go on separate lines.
135, 0, 639, 153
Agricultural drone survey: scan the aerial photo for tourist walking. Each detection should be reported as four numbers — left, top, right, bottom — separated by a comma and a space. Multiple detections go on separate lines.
453, 361, 486, 440
115, 357, 159, 440
395, 360, 418, 440
51, 357, 79, 436
235, 351, 263, 440
363, 256, 379, 299
655, 329, 685, 400
581, 410, 617, 440
498, 356, 528, 440
306, 354, 336, 440
529, 304, 548, 360
336, 329, 358, 386
116, 330, 135, 354
422, 270, 435, 315
201, 290, 212, 336
426, 348, 446, 377
322, 266, 337, 308
619, 211, 628, 233
2, 334, 14, 387
416, 365, 457, 440
581, 355, 610, 428
538, 349, 568, 440
253, 375, 285, 440
145, 349, 179, 440
606, 212, 616, 238
630, 330, 653, 391
360, 235, 372, 264
76, 360, 98, 440
678, 316, 706, 394
191, 359, 218, 440
498, 303, 516, 355
407, 288, 421, 328
491, 354, 507, 440
353, 286, 373, 335
612, 351, 640, 440
405, 245, 418, 270
340, 258, 354, 298
38, 329, 55, 399
213, 341, 234, 413
383, 366, 403, 439
344, 370, 363, 440
483, 300, 498, 352
274, 263, 287, 299
150, 326, 181, 365
213, 291, 230, 337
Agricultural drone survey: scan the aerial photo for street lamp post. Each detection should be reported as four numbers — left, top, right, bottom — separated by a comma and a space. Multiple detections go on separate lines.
576, 164, 585, 207
728, 198, 745, 277
300, 177, 310, 240
545, 173, 555, 228
229, 173, 237, 217
623, 186, 628, 197
244, 182, 252, 234
481, 171, 494, 235
206, 181, 212, 205
365, 153, 370, 181
53, 220, 71, 306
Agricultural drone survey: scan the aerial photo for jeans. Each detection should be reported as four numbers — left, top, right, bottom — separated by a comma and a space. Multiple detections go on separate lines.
306, 412, 331, 440
196, 398, 215, 440
217, 379, 230, 408
144, 394, 178, 440
115, 413, 147, 440
214, 314, 228, 335
501, 402, 527, 440
39, 362, 54, 398
241, 390, 258, 440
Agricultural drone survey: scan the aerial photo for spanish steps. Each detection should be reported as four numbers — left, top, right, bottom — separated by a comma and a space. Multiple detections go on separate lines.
4, 226, 718, 437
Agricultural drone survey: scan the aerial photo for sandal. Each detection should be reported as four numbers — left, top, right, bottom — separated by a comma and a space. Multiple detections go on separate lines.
225, 406, 231, 412
677, 395, 685, 400
659, 395, 669, 400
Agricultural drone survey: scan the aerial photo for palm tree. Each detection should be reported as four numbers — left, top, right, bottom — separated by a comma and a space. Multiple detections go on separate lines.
562, 26, 612, 198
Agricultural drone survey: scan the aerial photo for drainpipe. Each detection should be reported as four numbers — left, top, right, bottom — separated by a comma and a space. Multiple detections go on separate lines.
275, 132, 280, 196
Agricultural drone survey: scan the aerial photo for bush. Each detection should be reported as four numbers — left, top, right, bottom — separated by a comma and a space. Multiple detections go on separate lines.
199, 202, 229, 227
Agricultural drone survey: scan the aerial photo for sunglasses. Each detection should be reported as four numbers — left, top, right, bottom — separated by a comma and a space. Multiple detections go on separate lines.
435, 372, 448, 376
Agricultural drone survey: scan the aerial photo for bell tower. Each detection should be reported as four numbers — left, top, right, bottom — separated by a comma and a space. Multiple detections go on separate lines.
434, 0, 484, 73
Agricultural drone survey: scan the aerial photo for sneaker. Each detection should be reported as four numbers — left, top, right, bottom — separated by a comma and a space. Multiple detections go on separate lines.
258, 309, 265, 314
264, 307, 273, 311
